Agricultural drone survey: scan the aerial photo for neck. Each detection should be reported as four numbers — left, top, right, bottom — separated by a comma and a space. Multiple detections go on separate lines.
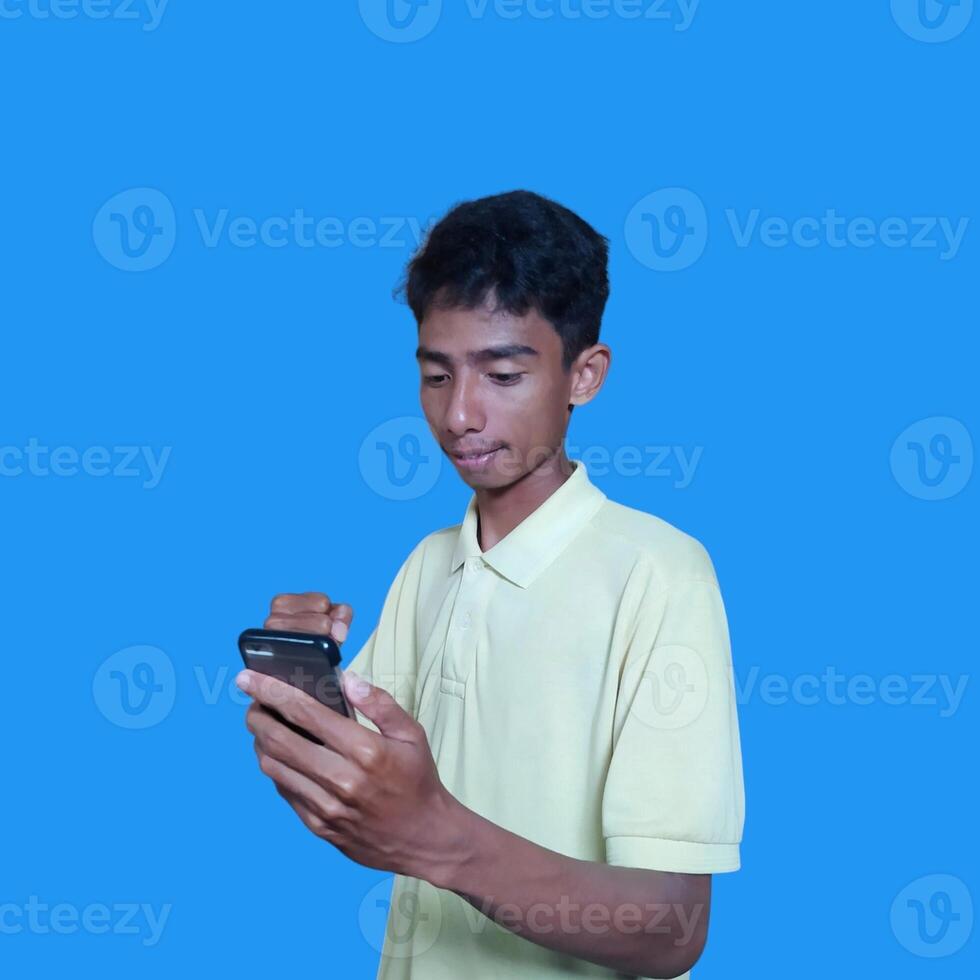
474, 449, 576, 552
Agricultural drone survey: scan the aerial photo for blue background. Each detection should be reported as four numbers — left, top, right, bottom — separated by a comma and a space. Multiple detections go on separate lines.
1, 1, 976, 976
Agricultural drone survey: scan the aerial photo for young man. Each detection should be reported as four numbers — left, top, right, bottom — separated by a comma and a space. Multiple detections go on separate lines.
237, 190, 745, 978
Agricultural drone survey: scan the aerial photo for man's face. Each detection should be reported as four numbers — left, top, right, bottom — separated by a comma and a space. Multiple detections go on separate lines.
417, 301, 574, 489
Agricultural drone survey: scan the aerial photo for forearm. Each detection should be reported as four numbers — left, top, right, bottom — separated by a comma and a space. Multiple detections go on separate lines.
424, 795, 709, 978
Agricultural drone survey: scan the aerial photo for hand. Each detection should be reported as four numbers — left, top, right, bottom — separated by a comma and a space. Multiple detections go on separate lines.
238, 668, 465, 886
264, 591, 352, 645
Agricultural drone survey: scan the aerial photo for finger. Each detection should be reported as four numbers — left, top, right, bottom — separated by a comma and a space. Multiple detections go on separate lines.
274, 784, 345, 845
270, 592, 331, 614
246, 702, 350, 784
255, 749, 354, 824
327, 603, 353, 643
276, 782, 323, 827
245, 701, 359, 806
264, 613, 333, 634
240, 670, 375, 765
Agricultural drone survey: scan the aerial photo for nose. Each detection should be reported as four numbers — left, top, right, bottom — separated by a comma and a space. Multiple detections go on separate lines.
443, 371, 486, 437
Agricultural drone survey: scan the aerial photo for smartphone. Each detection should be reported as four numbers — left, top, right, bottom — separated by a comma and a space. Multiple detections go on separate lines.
237, 628, 354, 743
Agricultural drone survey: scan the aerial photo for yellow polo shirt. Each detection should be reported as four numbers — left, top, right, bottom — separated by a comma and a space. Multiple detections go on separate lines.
346, 457, 745, 979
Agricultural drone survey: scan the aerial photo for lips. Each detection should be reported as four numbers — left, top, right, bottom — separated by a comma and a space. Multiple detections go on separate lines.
451, 447, 501, 459
449, 447, 503, 470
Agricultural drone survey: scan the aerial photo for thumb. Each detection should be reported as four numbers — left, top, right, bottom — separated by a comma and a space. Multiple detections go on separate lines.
344, 670, 417, 741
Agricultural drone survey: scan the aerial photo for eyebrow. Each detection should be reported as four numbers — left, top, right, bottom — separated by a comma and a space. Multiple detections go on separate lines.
415, 343, 540, 367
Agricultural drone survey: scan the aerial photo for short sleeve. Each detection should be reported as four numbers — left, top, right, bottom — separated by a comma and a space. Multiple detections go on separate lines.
344, 540, 425, 731
601, 574, 745, 874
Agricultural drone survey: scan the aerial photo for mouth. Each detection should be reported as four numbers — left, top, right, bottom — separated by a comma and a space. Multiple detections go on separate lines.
450, 447, 503, 470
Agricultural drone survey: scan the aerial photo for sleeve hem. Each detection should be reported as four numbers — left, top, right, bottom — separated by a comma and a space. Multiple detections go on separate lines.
605, 835, 741, 874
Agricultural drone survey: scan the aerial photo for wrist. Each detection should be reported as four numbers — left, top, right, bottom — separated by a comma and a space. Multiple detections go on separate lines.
421, 789, 483, 892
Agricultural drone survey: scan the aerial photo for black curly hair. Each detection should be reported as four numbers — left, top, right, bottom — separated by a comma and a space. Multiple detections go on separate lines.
397, 189, 610, 374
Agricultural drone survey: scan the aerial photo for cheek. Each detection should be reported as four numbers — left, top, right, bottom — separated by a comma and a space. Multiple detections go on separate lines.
517, 374, 568, 421
504, 382, 567, 443
418, 385, 438, 417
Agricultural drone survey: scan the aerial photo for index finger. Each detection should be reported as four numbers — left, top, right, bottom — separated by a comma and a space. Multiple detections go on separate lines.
270, 592, 331, 614
238, 669, 376, 760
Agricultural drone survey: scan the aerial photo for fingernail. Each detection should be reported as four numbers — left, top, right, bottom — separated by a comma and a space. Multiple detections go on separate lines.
236, 670, 252, 692
346, 670, 369, 701
332, 621, 349, 643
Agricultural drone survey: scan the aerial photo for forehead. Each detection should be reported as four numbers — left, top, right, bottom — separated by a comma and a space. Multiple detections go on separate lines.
417, 304, 561, 363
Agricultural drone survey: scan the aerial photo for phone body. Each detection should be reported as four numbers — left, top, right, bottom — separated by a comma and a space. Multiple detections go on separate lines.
237, 628, 354, 743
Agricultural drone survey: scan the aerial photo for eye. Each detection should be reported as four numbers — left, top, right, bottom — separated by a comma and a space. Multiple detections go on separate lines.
423, 374, 449, 385
489, 373, 522, 384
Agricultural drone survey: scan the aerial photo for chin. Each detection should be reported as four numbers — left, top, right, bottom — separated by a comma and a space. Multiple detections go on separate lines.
459, 471, 509, 490
454, 466, 509, 489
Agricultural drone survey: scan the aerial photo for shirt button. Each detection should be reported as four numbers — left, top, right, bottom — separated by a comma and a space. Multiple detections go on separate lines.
459, 612, 472, 630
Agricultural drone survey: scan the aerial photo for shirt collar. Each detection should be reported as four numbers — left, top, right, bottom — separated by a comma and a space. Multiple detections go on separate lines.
450, 458, 607, 589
